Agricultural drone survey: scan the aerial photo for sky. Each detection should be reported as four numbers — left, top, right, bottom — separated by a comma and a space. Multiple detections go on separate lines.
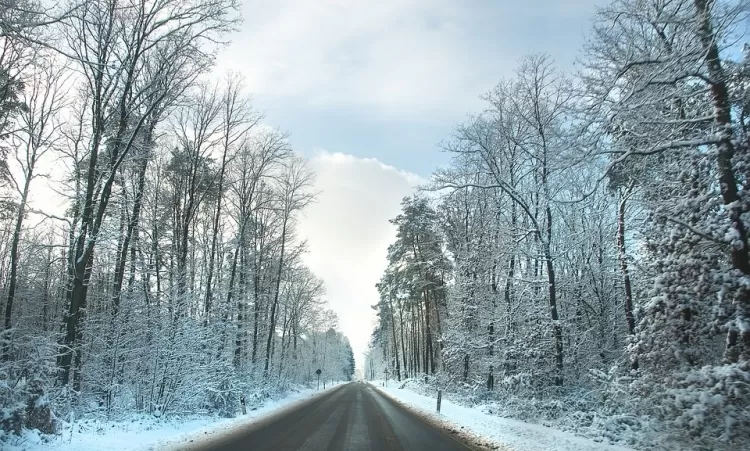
214, 0, 606, 367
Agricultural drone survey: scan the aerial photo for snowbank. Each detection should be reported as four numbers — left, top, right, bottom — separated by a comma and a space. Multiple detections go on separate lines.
1, 382, 346, 451
369, 380, 635, 451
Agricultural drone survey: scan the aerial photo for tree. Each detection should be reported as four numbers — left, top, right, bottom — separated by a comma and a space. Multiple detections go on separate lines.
2, 54, 65, 358
373, 196, 448, 379
264, 156, 315, 375
436, 54, 572, 386
203, 74, 259, 325
57, 0, 239, 388
0, 0, 358, 438
580, 0, 750, 441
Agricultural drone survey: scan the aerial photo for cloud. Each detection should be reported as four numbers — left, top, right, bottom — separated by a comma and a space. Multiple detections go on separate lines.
297, 151, 423, 367
217, 0, 497, 118
216, 0, 605, 120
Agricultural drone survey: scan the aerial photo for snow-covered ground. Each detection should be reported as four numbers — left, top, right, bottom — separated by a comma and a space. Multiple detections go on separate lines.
2, 382, 345, 451
4, 380, 637, 451
369, 380, 634, 451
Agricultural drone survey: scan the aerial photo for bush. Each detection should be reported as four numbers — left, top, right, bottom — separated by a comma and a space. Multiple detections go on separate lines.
0, 332, 58, 437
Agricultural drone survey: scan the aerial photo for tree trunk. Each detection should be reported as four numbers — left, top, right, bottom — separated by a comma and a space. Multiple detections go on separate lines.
617, 184, 636, 338
2, 171, 33, 360
112, 132, 152, 312
251, 223, 263, 365
234, 247, 246, 368
544, 228, 563, 386
264, 214, 288, 374
423, 289, 435, 374
204, 145, 229, 325
693, 0, 750, 364
59, 257, 90, 390
397, 297, 407, 377
463, 354, 469, 381
388, 293, 401, 381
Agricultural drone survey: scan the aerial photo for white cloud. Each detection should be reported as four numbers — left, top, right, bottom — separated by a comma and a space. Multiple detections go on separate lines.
217, 0, 605, 120
217, 0, 493, 118
297, 151, 423, 367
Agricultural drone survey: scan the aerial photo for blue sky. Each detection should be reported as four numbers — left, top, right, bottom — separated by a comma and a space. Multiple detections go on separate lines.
218, 0, 605, 175
214, 0, 607, 365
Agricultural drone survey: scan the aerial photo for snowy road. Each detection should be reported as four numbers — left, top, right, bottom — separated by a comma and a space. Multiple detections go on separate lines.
178, 381, 476, 451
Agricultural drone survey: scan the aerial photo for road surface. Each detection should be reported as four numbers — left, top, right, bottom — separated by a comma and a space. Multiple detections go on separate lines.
186, 381, 476, 451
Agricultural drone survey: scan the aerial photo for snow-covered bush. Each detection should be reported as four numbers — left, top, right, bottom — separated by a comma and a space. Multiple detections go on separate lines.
0, 332, 58, 436
668, 363, 750, 445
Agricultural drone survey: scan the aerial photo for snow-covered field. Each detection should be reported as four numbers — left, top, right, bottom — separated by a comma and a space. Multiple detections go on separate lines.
2, 383, 345, 451
369, 380, 634, 451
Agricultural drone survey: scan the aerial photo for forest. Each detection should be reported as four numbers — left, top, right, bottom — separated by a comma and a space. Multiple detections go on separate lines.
0, 0, 355, 437
365, 0, 750, 449
3, 0, 750, 449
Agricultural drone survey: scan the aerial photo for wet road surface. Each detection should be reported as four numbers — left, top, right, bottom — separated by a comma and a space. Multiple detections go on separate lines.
186, 381, 475, 451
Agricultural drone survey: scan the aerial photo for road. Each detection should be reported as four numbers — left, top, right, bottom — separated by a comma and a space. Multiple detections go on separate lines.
185, 381, 476, 451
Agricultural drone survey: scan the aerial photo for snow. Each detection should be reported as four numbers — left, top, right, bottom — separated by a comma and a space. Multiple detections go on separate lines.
369, 381, 635, 451
1, 383, 345, 451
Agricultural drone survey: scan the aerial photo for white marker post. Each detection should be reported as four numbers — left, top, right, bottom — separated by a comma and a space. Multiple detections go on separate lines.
436, 390, 442, 413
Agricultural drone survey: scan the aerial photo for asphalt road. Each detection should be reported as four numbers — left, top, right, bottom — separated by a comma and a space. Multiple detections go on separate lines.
187, 381, 475, 451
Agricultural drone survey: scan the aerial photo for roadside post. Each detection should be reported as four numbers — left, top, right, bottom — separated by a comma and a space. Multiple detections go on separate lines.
240, 395, 246, 415
384, 368, 389, 388
316, 368, 322, 390
436, 390, 442, 413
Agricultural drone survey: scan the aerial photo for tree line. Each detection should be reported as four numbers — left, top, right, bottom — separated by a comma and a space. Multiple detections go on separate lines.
0, 0, 354, 435
367, 0, 750, 448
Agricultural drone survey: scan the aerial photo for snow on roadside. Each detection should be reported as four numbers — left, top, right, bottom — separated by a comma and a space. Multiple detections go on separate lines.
369, 380, 634, 451
2, 382, 346, 451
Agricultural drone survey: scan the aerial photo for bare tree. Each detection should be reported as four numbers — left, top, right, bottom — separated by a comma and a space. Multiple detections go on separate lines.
437, 54, 571, 385
224, 127, 290, 367
264, 156, 315, 375
58, 0, 239, 389
2, 54, 66, 357
203, 74, 258, 325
